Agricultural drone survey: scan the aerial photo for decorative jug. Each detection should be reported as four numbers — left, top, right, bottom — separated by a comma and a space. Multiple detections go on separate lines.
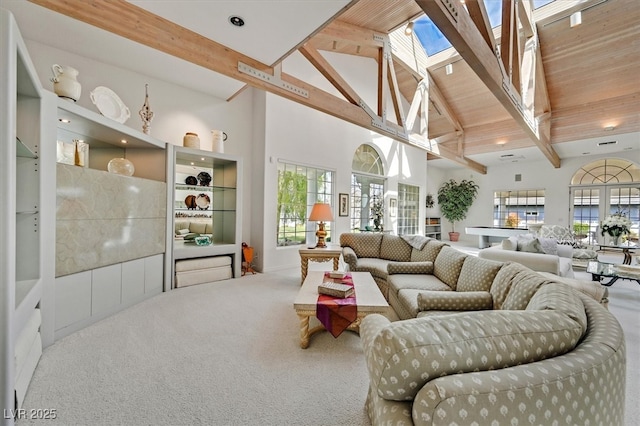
211, 129, 228, 153
50, 64, 82, 102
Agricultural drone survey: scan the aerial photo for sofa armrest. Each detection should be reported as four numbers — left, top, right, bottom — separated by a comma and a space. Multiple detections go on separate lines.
387, 261, 433, 275
342, 246, 358, 271
362, 309, 585, 402
417, 290, 493, 311
556, 243, 573, 258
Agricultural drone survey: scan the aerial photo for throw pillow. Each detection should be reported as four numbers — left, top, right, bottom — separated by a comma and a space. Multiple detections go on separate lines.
519, 237, 543, 253
501, 236, 518, 251
515, 234, 536, 251
537, 237, 558, 255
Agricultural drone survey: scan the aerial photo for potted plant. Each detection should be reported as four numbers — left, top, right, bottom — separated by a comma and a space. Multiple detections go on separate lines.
437, 179, 479, 241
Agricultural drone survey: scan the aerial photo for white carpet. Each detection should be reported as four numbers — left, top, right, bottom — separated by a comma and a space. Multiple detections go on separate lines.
19, 269, 370, 425
17, 249, 640, 426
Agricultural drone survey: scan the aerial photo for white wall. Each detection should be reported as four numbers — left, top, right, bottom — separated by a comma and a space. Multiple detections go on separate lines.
431, 150, 640, 245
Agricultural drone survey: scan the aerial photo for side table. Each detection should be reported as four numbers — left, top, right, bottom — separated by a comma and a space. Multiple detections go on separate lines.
298, 246, 342, 284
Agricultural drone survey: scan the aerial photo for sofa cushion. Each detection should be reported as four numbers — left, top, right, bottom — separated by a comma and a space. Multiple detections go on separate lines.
417, 291, 493, 311
501, 269, 552, 310
490, 262, 530, 310
379, 234, 412, 262
362, 309, 587, 401
433, 246, 467, 290
351, 257, 390, 281
410, 239, 447, 262
457, 256, 503, 292
340, 233, 383, 258
527, 283, 588, 335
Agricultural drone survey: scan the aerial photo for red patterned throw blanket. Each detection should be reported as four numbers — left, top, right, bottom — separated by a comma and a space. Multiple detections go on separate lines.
316, 272, 357, 338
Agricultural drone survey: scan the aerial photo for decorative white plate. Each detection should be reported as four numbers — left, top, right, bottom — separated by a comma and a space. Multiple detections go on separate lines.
90, 86, 131, 123
196, 194, 210, 210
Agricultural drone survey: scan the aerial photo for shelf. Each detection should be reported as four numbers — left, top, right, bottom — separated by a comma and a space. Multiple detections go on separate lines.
57, 99, 165, 149
16, 137, 38, 158
175, 184, 236, 191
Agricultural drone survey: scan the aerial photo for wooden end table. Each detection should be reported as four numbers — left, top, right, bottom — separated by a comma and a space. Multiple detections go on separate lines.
293, 271, 389, 349
298, 246, 342, 284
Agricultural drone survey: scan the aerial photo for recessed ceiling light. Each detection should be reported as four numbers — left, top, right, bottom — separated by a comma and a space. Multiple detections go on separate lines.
229, 16, 245, 27
603, 126, 615, 131
121, 139, 128, 144
59, 118, 70, 123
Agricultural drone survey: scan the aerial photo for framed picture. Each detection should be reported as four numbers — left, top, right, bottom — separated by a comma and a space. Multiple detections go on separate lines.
389, 198, 397, 217
338, 193, 349, 217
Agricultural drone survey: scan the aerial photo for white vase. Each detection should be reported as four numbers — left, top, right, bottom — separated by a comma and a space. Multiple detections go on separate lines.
107, 158, 135, 176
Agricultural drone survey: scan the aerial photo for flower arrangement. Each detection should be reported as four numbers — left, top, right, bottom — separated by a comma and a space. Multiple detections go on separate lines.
370, 196, 384, 231
601, 212, 632, 244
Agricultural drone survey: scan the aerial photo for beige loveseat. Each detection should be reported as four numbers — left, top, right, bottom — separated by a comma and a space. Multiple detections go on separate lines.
478, 233, 575, 277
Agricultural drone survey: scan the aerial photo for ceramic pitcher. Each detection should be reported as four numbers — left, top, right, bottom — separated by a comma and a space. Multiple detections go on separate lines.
50, 64, 81, 102
211, 129, 228, 153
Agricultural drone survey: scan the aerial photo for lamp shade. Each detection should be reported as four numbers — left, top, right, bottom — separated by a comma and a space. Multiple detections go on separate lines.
308, 203, 334, 222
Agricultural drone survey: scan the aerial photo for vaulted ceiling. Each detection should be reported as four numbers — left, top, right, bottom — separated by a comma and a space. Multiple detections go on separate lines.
5, 0, 639, 171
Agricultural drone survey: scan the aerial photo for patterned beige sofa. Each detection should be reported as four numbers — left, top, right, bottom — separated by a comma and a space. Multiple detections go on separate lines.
360, 272, 626, 425
339, 233, 448, 300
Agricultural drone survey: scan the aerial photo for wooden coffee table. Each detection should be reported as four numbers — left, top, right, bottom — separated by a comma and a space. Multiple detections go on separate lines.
293, 271, 389, 349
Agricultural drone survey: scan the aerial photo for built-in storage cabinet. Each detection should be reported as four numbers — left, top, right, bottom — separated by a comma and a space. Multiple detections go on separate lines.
1, 9, 55, 417
53, 100, 167, 338
166, 145, 242, 288
425, 217, 442, 240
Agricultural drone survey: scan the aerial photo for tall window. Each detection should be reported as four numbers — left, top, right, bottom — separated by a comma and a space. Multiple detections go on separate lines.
493, 189, 545, 229
276, 162, 334, 246
570, 158, 639, 244
397, 184, 420, 235
350, 145, 385, 231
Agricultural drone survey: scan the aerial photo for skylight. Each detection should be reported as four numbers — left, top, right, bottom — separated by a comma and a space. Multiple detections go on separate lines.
414, 0, 557, 56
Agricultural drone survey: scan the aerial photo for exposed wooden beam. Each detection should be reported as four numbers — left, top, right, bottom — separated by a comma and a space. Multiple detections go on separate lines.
298, 44, 359, 105
465, 0, 496, 52
415, 0, 561, 168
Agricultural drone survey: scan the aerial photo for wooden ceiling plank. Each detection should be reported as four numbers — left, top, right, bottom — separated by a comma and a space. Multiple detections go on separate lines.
298, 44, 360, 105
415, 0, 561, 168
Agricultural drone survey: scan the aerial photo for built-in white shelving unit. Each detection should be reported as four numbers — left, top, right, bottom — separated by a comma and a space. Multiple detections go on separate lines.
1, 9, 55, 421
165, 145, 242, 289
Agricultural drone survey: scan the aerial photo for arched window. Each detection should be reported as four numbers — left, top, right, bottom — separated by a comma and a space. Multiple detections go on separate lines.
350, 145, 385, 232
570, 158, 639, 245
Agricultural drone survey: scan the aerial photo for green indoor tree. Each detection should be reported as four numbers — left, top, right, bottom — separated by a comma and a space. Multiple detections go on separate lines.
437, 179, 479, 241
